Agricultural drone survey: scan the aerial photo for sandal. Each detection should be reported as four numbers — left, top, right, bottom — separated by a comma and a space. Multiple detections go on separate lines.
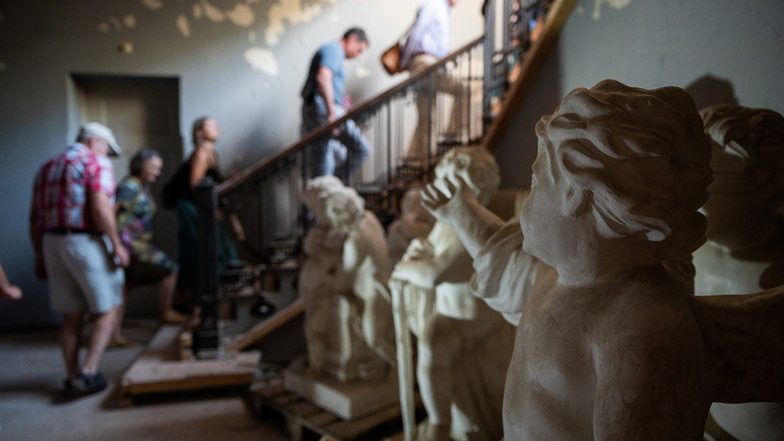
62, 372, 107, 397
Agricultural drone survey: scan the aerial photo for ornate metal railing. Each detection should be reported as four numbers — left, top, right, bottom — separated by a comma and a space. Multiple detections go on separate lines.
217, 36, 486, 264
214, 0, 575, 265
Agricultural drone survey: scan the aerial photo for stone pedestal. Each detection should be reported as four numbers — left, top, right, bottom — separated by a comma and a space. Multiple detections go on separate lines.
284, 368, 399, 420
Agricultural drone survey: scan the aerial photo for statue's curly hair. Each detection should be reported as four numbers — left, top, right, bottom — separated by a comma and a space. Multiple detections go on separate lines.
534, 79, 712, 257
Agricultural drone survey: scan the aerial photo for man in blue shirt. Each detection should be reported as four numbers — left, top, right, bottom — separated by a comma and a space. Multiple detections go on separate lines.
301, 28, 371, 184
398, 0, 465, 161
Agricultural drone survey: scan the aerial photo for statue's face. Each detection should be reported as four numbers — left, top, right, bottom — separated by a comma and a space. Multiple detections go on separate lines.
520, 140, 578, 269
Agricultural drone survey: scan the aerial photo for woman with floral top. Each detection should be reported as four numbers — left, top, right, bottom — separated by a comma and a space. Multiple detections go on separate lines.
113, 149, 185, 346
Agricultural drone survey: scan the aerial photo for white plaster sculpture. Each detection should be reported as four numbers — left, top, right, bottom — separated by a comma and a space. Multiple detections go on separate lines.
387, 187, 436, 267
390, 147, 515, 441
694, 104, 784, 441
420, 80, 784, 440
300, 176, 396, 381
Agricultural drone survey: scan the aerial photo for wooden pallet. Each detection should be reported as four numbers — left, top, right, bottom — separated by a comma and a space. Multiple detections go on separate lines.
249, 374, 409, 441
119, 324, 260, 405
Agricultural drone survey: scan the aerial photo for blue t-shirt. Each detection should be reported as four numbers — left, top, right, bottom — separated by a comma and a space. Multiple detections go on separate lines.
301, 40, 346, 106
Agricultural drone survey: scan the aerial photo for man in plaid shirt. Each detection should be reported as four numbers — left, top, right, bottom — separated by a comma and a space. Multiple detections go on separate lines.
29, 122, 130, 397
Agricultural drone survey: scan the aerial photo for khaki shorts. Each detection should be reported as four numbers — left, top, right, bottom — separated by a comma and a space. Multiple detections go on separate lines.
43, 233, 124, 314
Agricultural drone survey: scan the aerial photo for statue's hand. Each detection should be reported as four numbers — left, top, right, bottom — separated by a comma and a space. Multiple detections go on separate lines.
401, 237, 434, 261
420, 176, 457, 214
420, 175, 478, 226
392, 238, 437, 288
391, 259, 435, 289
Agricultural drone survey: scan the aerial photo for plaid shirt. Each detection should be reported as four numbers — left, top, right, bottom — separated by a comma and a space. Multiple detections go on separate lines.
32, 143, 116, 231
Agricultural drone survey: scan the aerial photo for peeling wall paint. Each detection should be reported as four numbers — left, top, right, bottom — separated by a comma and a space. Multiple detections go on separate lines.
90, 0, 358, 74
245, 47, 280, 76
74, 0, 484, 99
176, 14, 191, 37
142, 0, 163, 11
123, 15, 136, 29
201, 0, 226, 22
98, 16, 124, 32
592, 0, 633, 19
266, 0, 337, 46
226, 3, 255, 28
98, 14, 135, 32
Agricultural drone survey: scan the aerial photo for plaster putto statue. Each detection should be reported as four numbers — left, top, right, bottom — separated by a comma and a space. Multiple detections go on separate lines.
694, 104, 784, 441
421, 79, 784, 440
299, 176, 396, 381
390, 147, 515, 441
387, 187, 436, 267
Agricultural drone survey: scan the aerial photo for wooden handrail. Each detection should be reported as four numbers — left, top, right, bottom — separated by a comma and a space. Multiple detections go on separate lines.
217, 36, 484, 197
481, 0, 578, 152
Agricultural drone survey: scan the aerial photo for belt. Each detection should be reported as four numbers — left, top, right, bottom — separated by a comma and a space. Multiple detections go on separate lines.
46, 228, 99, 235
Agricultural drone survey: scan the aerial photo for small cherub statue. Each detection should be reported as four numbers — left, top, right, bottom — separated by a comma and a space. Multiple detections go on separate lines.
390, 147, 515, 441
421, 80, 784, 440
387, 187, 436, 267
694, 104, 784, 441
300, 176, 396, 381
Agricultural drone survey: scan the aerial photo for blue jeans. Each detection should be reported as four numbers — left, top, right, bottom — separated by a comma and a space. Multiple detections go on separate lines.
301, 97, 371, 184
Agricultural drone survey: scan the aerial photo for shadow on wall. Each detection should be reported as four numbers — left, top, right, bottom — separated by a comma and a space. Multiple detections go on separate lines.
685, 74, 739, 110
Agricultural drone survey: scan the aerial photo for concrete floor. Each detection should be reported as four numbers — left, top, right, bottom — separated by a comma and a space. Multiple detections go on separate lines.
0, 319, 290, 441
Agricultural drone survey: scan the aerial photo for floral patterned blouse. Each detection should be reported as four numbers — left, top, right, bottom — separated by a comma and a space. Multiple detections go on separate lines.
116, 175, 178, 272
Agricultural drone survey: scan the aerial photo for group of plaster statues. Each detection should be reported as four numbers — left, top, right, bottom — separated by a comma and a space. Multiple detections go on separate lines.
297, 79, 784, 441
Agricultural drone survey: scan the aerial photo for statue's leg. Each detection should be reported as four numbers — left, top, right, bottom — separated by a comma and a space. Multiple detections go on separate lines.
417, 314, 461, 440
363, 293, 397, 366
304, 297, 329, 375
